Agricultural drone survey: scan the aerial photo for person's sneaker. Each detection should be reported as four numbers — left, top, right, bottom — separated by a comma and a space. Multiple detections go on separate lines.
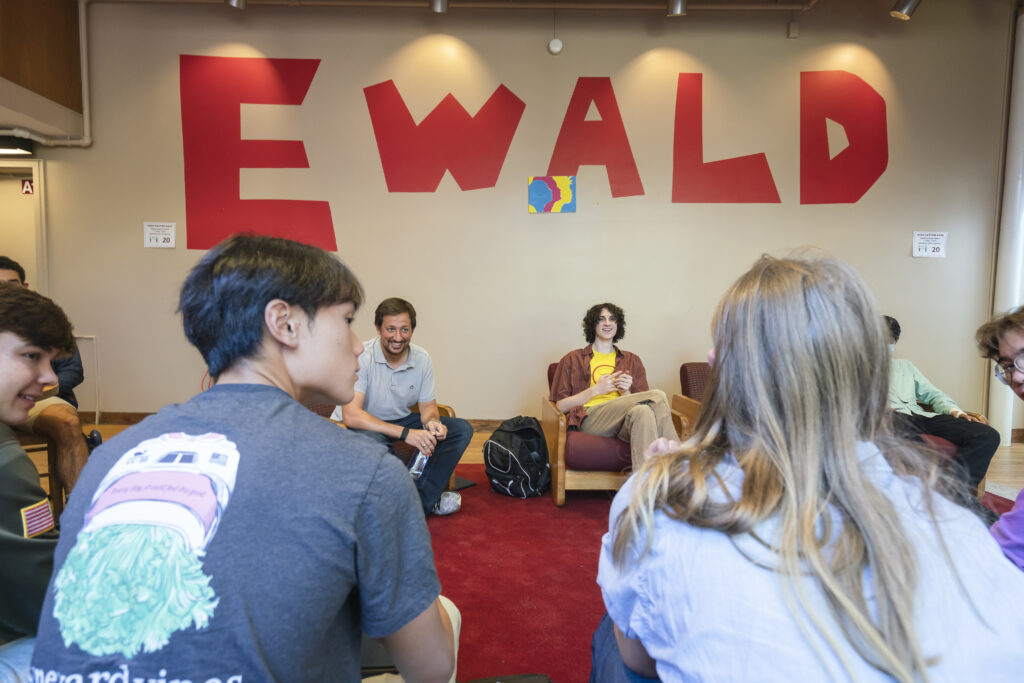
431, 492, 462, 516
83, 430, 103, 452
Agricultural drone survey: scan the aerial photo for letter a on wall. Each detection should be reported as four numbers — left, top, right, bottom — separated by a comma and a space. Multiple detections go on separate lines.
800, 71, 888, 204
548, 77, 644, 198
179, 55, 335, 250
364, 80, 526, 191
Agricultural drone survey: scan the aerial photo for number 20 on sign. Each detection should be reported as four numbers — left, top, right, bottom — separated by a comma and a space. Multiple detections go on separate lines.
144, 222, 176, 249
912, 231, 947, 259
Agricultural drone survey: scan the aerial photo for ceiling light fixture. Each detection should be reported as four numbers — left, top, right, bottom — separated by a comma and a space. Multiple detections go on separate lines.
667, 0, 687, 16
431, 0, 448, 13
0, 136, 33, 156
226, 0, 246, 9
889, 0, 921, 20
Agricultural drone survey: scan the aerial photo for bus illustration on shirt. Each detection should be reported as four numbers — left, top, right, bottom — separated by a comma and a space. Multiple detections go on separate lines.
52, 432, 240, 658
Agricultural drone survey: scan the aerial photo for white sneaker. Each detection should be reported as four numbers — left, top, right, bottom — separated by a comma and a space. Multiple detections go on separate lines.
431, 492, 462, 516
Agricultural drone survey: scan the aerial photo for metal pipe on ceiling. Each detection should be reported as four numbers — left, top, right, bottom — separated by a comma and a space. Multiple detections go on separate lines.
102, 0, 818, 11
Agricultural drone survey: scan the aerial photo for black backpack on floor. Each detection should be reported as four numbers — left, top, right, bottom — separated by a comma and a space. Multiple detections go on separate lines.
483, 416, 551, 498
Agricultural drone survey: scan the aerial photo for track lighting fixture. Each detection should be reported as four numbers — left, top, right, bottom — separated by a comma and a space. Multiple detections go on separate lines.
0, 136, 33, 156
889, 0, 922, 20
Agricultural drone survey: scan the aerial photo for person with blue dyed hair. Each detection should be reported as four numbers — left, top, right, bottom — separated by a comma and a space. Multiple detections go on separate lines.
31, 234, 459, 683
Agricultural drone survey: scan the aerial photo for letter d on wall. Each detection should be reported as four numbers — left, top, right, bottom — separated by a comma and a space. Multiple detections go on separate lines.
180, 55, 336, 250
800, 70, 888, 204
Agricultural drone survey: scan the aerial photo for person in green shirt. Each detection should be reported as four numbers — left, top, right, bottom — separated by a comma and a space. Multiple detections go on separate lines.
885, 315, 999, 490
0, 282, 76, 679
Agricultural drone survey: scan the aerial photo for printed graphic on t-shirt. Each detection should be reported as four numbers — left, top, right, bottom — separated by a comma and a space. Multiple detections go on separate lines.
591, 363, 615, 385
585, 351, 620, 408
51, 432, 239, 657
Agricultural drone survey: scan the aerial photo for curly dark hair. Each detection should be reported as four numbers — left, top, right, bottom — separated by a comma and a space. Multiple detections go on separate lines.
583, 302, 625, 344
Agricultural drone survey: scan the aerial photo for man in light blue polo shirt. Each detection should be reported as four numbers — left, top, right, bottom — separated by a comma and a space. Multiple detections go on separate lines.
341, 298, 472, 516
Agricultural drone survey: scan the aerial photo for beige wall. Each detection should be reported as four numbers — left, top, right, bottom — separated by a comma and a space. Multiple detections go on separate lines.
31, 0, 1014, 418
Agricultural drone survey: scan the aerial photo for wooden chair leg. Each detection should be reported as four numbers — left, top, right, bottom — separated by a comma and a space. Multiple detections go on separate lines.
47, 440, 65, 519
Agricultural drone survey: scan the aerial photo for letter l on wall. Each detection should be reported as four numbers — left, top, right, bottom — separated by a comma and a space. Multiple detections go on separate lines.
672, 73, 780, 203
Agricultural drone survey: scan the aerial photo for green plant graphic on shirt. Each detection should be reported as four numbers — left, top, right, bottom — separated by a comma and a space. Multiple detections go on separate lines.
53, 524, 219, 657
50, 431, 240, 657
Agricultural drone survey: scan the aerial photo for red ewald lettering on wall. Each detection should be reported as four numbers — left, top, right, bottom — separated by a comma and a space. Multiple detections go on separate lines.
179, 54, 888, 250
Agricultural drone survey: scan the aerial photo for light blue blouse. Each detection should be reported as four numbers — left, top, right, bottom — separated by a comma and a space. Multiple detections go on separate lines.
598, 444, 1024, 682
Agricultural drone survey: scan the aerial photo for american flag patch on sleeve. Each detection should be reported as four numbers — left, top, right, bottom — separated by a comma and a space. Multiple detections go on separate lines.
21, 499, 55, 538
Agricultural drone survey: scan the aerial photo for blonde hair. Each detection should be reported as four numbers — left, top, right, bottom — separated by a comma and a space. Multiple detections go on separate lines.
613, 254, 964, 682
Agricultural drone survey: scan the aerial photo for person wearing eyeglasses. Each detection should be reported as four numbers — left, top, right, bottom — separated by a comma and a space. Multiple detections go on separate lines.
976, 306, 1024, 570
884, 315, 1000, 492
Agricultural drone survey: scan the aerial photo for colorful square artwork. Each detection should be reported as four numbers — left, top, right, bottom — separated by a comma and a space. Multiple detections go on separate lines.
528, 176, 576, 213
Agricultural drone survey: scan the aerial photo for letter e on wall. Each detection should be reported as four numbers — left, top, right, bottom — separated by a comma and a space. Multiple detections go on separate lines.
179, 55, 336, 250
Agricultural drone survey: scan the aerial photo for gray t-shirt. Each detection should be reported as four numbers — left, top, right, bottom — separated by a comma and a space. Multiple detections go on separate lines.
30, 384, 439, 682
353, 338, 436, 421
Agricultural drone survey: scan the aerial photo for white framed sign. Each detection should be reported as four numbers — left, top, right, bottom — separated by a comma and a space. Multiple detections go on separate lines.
144, 222, 176, 249
912, 231, 947, 259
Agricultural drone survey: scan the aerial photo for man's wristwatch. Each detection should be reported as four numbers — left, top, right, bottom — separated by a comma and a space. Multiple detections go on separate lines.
400, 426, 410, 441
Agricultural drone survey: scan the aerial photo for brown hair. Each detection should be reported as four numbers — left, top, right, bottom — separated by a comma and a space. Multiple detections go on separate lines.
976, 306, 1024, 360
374, 297, 416, 329
0, 282, 75, 353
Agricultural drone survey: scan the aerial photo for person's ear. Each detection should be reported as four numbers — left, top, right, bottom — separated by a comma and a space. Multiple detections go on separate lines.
264, 299, 300, 349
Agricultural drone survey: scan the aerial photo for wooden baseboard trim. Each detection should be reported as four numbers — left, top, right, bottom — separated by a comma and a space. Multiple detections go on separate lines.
87, 414, 506, 431
85, 412, 152, 425
1013, 428, 1023, 445
467, 418, 502, 434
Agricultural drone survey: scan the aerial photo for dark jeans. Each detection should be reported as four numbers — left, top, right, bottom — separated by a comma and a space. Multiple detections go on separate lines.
354, 414, 472, 513
893, 412, 1000, 489
590, 613, 660, 683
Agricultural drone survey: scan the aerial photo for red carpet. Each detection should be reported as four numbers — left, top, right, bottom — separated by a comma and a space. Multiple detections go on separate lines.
427, 464, 614, 683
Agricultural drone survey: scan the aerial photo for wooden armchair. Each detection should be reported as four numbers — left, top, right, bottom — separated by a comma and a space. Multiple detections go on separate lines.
541, 363, 632, 507
670, 394, 701, 442
679, 361, 712, 401
20, 433, 65, 518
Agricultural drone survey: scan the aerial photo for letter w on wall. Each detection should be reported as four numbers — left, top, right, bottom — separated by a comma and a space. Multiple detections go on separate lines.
180, 55, 335, 250
364, 80, 526, 191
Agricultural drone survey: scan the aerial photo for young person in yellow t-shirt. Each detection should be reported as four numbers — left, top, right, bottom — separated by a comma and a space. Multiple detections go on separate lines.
550, 303, 677, 469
